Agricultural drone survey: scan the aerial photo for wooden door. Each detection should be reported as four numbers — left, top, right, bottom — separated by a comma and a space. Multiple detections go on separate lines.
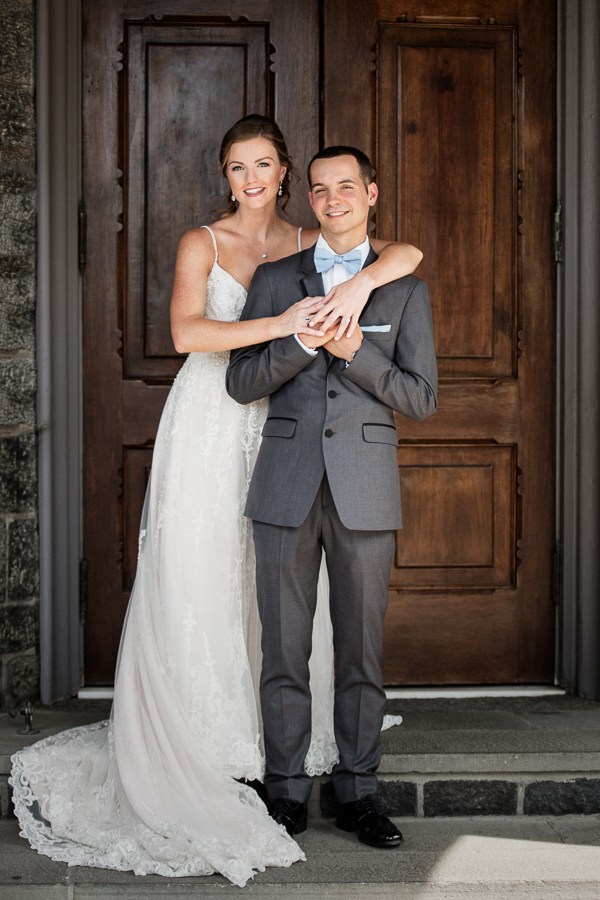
82, 0, 319, 683
324, 0, 556, 683
83, 0, 556, 687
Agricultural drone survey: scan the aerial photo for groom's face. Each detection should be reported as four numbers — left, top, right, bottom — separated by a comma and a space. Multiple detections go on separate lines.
308, 155, 378, 246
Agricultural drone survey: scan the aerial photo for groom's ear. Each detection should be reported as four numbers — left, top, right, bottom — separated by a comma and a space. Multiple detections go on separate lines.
367, 182, 378, 206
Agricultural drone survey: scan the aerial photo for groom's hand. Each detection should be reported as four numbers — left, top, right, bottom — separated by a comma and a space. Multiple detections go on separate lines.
324, 325, 363, 362
298, 322, 340, 350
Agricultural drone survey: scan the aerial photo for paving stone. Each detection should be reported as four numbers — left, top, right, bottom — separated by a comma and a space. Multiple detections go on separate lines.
0, 518, 6, 603
0, 192, 36, 257
0, 0, 34, 85
0, 357, 36, 427
424, 779, 518, 817
524, 779, 600, 816
3, 649, 39, 706
0, 603, 37, 653
0, 159, 36, 194
0, 433, 37, 515
0, 84, 34, 148
0, 774, 10, 818
0, 274, 35, 351
320, 779, 418, 818
0, 256, 35, 278
8, 517, 38, 600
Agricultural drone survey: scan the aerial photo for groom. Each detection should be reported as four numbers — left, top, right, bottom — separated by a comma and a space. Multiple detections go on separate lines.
226, 147, 437, 847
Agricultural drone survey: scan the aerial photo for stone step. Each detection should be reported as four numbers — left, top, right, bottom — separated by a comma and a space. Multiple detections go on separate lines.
3, 814, 600, 900
2, 694, 600, 819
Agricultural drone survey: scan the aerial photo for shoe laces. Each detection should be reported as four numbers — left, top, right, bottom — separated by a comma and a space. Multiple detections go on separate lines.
269, 797, 302, 817
354, 795, 383, 820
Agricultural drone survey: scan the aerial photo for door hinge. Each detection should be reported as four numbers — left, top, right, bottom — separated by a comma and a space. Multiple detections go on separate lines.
551, 542, 562, 607
79, 558, 88, 624
553, 200, 563, 263
78, 201, 87, 275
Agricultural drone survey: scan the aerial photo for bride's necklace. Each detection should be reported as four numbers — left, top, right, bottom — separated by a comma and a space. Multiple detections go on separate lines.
237, 220, 280, 259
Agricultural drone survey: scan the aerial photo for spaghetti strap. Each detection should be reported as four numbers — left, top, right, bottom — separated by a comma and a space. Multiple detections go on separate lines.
297, 227, 303, 252
201, 225, 218, 263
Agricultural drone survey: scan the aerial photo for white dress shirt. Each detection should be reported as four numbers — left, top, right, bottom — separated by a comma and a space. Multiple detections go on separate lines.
295, 233, 371, 356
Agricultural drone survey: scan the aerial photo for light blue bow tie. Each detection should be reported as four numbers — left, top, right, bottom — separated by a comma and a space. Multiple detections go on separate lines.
314, 246, 363, 276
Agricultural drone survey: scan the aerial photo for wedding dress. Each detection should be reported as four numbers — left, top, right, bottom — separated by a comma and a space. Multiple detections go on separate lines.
10, 226, 400, 886
10, 227, 338, 886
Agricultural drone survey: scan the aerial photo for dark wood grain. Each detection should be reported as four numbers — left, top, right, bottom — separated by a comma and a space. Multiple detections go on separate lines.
122, 381, 170, 445
126, 22, 270, 374
378, 25, 515, 377
82, 0, 126, 684
84, 0, 555, 687
324, 0, 555, 684
123, 448, 153, 592
392, 444, 514, 588
383, 591, 519, 685
83, 0, 319, 684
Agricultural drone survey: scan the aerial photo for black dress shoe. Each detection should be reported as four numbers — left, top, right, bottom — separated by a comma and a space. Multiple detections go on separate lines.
267, 797, 308, 836
336, 795, 403, 848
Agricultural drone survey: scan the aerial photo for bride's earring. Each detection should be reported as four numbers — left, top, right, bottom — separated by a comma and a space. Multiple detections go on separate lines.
231, 192, 235, 202
278, 181, 283, 197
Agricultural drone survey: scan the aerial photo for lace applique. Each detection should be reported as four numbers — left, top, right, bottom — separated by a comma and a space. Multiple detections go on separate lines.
9, 259, 391, 887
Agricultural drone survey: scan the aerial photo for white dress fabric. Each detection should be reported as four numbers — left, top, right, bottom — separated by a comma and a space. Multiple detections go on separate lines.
10, 226, 400, 886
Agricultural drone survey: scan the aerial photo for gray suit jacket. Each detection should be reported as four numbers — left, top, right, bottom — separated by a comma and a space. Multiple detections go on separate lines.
226, 246, 438, 530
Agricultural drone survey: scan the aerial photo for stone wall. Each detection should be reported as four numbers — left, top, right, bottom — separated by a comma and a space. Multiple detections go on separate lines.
0, 0, 39, 708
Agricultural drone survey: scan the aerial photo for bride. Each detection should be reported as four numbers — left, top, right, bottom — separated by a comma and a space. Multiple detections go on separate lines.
10, 115, 421, 887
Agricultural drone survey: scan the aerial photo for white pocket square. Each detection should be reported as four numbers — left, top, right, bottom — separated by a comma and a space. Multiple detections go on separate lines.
361, 324, 391, 332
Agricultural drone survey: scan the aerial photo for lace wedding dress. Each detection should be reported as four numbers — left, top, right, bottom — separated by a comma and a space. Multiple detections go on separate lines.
10, 227, 337, 886
10, 226, 400, 887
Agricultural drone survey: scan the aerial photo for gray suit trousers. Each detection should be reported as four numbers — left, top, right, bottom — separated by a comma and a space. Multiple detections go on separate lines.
252, 475, 395, 805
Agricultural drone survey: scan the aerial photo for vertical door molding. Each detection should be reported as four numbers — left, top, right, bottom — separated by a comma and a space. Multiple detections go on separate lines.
82, 1, 319, 683
36, 0, 83, 702
324, 0, 556, 685
557, 0, 600, 698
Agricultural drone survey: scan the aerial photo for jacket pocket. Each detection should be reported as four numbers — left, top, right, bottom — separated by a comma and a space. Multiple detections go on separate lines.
262, 416, 297, 438
362, 330, 392, 342
362, 423, 398, 445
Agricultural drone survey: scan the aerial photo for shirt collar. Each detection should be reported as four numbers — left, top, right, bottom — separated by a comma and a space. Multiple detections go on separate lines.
315, 233, 370, 268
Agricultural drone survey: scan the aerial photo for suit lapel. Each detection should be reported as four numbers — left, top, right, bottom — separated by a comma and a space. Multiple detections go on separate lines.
299, 246, 325, 298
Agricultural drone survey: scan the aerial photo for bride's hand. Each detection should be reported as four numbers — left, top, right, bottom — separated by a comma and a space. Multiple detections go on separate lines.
273, 297, 325, 338
307, 269, 376, 340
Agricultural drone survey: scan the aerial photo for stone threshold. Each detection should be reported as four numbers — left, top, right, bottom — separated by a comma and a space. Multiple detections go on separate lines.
315, 771, 600, 819
2, 694, 600, 820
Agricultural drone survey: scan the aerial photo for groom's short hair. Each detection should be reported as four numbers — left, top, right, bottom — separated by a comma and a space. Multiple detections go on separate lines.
307, 146, 374, 191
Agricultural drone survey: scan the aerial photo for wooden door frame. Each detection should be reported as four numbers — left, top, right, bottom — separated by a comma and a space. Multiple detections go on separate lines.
35, 0, 82, 704
34, 0, 600, 700
556, 0, 600, 698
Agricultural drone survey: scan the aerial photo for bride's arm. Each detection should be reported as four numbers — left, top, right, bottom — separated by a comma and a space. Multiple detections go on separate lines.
301, 230, 423, 340
170, 230, 323, 353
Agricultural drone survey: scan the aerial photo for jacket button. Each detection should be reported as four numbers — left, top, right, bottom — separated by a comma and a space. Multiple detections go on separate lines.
328, 390, 338, 399
324, 429, 334, 437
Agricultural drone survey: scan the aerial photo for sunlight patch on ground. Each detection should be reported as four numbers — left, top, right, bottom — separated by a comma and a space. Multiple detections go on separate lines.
427, 833, 600, 884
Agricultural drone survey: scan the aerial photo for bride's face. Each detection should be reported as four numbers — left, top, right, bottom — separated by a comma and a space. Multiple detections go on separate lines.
226, 137, 286, 210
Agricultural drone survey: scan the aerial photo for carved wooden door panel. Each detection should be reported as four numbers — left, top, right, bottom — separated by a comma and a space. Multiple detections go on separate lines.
82, 0, 319, 683
83, 0, 556, 687
324, 0, 556, 683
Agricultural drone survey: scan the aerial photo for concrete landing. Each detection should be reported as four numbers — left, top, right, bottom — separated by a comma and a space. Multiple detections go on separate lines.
2, 814, 600, 898
2, 696, 600, 897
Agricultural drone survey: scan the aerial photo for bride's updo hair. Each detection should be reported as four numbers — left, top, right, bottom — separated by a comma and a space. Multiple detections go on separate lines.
218, 114, 298, 217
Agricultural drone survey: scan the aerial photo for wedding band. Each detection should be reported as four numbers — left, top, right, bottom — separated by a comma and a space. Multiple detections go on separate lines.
343, 317, 351, 322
